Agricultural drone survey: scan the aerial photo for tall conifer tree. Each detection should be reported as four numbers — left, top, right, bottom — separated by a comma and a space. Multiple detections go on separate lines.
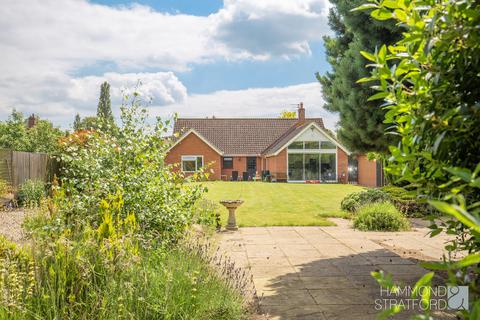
96, 81, 113, 125
317, 0, 401, 153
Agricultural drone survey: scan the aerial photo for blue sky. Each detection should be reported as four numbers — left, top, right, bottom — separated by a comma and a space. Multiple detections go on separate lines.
0, 0, 337, 129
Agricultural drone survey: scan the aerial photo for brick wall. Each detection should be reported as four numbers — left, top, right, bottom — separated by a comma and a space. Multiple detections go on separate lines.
221, 156, 246, 180
336, 148, 348, 183
165, 132, 222, 180
266, 149, 287, 180
357, 154, 377, 187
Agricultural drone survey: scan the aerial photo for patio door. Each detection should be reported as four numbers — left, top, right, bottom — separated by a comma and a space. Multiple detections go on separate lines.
246, 157, 257, 178
304, 154, 319, 180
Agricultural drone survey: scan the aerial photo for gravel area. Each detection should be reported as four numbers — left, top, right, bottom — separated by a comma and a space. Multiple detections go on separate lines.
0, 210, 26, 244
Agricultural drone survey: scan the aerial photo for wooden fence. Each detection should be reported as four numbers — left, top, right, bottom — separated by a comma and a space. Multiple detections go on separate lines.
0, 149, 56, 188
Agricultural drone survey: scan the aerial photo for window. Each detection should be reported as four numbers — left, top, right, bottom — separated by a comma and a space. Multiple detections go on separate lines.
321, 154, 336, 181
320, 141, 336, 149
181, 156, 203, 172
288, 141, 303, 149
304, 141, 320, 149
222, 157, 233, 169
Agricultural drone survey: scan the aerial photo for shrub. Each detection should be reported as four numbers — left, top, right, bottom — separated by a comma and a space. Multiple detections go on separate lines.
341, 188, 391, 212
1, 194, 249, 319
193, 199, 221, 230
353, 202, 410, 232
17, 180, 45, 208
57, 94, 205, 240
381, 185, 430, 217
0, 179, 12, 197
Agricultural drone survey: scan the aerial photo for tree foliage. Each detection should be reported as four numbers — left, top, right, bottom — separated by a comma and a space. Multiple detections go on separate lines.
0, 110, 64, 154
359, 0, 480, 316
279, 110, 296, 119
317, 0, 402, 153
96, 81, 114, 125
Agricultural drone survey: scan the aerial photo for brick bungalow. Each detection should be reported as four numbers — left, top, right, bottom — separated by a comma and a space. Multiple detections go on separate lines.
165, 104, 381, 186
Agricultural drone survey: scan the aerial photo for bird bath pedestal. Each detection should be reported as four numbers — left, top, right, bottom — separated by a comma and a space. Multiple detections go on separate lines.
220, 200, 244, 231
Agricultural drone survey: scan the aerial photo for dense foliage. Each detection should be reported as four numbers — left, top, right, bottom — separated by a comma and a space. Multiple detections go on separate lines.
0, 194, 247, 319
0, 92, 251, 319
58, 95, 205, 240
0, 110, 64, 154
341, 188, 390, 212
353, 201, 410, 231
357, 0, 480, 317
381, 185, 429, 217
317, 0, 402, 152
96, 81, 114, 126
17, 180, 45, 208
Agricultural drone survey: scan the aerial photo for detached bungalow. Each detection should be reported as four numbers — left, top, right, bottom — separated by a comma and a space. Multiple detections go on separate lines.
166, 104, 382, 186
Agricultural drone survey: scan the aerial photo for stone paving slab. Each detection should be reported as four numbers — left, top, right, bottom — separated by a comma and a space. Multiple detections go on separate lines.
218, 218, 459, 320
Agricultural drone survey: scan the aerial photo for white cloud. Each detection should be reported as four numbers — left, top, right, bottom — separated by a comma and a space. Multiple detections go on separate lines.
211, 0, 331, 59
0, 0, 332, 127
151, 82, 339, 130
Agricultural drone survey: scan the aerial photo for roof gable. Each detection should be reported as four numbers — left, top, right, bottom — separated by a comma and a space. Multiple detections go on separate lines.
173, 118, 325, 155
265, 122, 351, 156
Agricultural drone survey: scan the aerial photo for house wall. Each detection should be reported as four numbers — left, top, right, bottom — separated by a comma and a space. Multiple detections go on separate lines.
336, 148, 348, 183
221, 156, 246, 180
165, 132, 222, 180
357, 154, 378, 187
265, 149, 287, 180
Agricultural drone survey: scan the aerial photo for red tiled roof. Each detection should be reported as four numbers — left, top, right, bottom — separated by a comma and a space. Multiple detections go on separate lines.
173, 118, 325, 155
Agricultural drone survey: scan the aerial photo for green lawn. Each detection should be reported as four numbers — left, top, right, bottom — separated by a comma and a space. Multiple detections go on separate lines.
201, 182, 365, 227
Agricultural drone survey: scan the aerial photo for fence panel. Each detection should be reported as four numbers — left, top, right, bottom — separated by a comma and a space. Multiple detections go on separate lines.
0, 149, 54, 188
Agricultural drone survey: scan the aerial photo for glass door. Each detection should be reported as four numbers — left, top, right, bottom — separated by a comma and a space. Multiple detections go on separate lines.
288, 153, 303, 180
304, 154, 319, 180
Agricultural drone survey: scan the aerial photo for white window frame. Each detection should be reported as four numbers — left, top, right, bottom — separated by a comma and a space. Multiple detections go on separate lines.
181, 155, 203, 173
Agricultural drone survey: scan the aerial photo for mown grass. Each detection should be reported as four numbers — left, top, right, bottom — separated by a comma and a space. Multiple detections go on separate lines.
201, 182, 365, 226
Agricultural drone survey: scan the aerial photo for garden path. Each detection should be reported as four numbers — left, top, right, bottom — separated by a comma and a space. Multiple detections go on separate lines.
219, 218, 460, 320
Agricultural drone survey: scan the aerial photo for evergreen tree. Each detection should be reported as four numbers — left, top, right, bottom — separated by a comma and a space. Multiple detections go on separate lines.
73, 113, 81, 131
317, 0, 402, 153
96, 81, 113, 124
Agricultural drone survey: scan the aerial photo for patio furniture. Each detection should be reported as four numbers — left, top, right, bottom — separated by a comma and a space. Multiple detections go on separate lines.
220, 200, 244, 231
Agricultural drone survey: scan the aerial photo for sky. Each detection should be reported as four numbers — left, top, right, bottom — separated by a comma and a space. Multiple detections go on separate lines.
0, 0, 338, 130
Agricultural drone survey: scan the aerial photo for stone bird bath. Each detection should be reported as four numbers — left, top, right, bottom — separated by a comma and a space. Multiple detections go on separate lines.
220, 200, 244, 231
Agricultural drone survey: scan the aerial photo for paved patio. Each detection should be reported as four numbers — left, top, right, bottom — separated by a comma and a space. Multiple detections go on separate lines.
218, 219, 460, 320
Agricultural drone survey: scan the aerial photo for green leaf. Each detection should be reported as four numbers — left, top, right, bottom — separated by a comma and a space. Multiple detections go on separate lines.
412, 272, 434, 298
444, 167, 472, 182
367, 91, 389, 101
371, 8, 393, 20
360, 50, 377, 62
429, 201, 480, 232
454, 254, 480, 268
421, 261, 448, 270
382, 0, 399, 9
351, 3, 378, 12
393, 9, 407, 22
356, 77, 376, 84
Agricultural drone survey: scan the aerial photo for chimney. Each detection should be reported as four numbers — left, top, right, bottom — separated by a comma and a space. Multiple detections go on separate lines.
27, 114, 37, 128
297, 102, 305, 124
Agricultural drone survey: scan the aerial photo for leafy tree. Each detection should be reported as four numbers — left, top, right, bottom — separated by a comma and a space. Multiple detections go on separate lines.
96, 81, 114, 125
0, 110, 29, 151
0, 110, 64, 153
358, 0, 480, 317
76, 116, 101, 131
73, 113, 81, 131
27, 119, 64, 154
317, 0, 402, 153
279, 110, 296, 119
